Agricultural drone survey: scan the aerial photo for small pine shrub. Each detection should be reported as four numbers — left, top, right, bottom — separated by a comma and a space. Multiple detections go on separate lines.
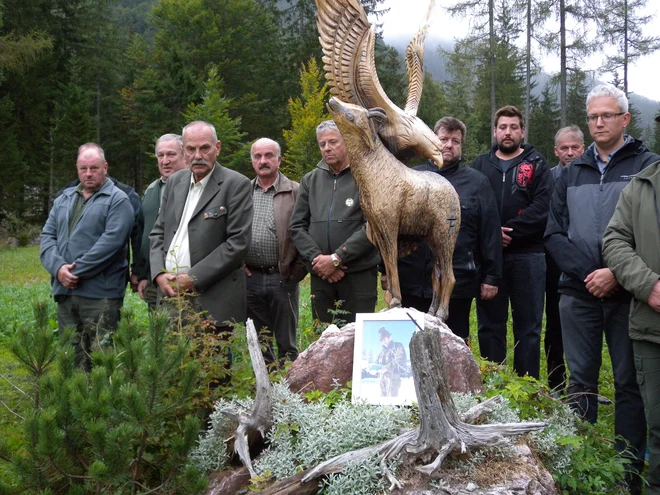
0, 303, 208, 494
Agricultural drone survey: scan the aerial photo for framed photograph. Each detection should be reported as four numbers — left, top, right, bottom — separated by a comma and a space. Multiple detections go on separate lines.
351, 310, 425, 406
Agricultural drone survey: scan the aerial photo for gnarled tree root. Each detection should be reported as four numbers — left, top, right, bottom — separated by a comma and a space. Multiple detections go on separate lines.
220, 319, 273, 478
294, 326, 546, 491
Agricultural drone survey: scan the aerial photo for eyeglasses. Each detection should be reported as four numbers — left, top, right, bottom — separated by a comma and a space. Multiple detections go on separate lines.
586, 112, 624, 124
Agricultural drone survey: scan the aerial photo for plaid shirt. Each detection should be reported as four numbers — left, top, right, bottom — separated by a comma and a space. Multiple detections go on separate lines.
245, 174, 279, 267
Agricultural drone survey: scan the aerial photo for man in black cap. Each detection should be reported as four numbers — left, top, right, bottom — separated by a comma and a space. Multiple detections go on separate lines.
376, 327, 407, 397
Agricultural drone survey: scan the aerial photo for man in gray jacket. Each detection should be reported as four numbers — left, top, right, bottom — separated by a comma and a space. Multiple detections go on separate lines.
150, 121, 253, 334
290, 120, 380, 324
40, 143, 134, 370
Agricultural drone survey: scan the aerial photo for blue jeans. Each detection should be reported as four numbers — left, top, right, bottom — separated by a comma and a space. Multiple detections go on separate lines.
246, 271, 300, 363
476, 252, 545, 378
561, 295, 646, 466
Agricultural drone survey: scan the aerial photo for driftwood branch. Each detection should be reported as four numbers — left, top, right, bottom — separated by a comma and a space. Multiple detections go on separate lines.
221, 318, 273, 477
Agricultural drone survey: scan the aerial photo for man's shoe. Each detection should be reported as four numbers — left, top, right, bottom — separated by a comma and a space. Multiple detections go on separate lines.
597, 395, 613, 405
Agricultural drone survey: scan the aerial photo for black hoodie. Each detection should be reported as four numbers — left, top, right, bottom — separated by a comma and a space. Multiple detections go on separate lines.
470, 144, 551, 254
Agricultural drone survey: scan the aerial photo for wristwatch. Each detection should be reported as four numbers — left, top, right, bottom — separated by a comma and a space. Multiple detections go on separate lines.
330, 253, 341, 267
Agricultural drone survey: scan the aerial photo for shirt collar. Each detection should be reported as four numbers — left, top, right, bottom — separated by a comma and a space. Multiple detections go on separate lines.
254, 172, 280, 192
590, 134, 633, 165
190, 165, 215, 189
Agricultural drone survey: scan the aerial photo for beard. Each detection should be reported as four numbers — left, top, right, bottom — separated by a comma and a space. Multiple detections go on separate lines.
497, 139, 521, 154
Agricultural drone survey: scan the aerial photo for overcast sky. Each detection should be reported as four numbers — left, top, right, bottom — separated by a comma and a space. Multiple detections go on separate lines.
377, 0, 660, 102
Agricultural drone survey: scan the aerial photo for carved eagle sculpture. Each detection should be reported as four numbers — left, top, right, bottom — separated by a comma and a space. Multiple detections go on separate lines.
316, 0, 444, 167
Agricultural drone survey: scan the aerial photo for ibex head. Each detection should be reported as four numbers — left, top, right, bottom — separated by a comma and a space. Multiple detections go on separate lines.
327, 97, 387, 151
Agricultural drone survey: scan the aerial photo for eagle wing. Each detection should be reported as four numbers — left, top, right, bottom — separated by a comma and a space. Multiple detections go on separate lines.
316, 0, 397, 114
404, 0, 435, 116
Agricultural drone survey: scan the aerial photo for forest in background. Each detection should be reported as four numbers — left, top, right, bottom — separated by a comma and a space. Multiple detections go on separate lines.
1, 0, 660, 228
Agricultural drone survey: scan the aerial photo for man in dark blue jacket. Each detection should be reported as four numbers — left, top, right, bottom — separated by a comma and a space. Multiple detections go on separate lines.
41, 143, 134, 370
471, 105, 551, 379
545, 125, 586, 394
545, 84, 658, 492
388, 117, 502, 342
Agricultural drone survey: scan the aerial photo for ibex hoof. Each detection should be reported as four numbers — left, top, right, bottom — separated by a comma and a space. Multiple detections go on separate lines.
436, 308, 448, 322
389, 297, 402, 308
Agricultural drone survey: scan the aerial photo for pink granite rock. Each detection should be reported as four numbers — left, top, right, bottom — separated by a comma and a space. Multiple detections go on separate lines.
286, 308, 483, 395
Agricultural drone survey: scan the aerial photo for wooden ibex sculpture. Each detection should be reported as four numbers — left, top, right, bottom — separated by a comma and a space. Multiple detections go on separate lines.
327, 97, 460, 320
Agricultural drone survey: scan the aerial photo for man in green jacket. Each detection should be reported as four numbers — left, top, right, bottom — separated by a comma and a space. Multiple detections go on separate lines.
133, 134, 187, 310
603, 158, 660, 495
290, 120, 380, 324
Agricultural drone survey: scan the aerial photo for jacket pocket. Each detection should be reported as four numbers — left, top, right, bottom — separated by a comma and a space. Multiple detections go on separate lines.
203, 206, 228, 219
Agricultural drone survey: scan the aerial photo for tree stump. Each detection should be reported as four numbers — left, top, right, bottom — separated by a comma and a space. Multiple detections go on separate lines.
226, 320, 546, 493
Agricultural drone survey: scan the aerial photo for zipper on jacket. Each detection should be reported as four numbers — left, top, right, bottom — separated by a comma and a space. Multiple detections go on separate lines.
500, 172, 506, 219
327, 174, 338, 252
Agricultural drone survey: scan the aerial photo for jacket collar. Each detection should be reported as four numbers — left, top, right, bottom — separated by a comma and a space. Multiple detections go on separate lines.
317, 159, 351, 175
250, 171, 294, 194
63, 176, 114, 199
425, 159, 461, 175
489, 143, 537, 166
574, 137, 646, 168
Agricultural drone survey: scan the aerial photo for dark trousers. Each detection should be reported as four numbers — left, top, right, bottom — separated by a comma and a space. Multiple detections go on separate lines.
143, 282, 158, 312
311, 266, 378, 324
545, 251, 566, 391
633, 339, 660, 494
476, 252, 545, 379
402, 294, 471, 342
560, 295, 646, 466
246, 271, 300, 363
57, 296, 122, 371
446, 298, 472, 342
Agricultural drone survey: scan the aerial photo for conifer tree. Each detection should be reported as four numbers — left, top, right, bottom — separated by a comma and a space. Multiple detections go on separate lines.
566, 70, 590, 143
599, 0, 660, 95
0, 304, 206, 494
183, 66, 248, 175
528, 83, 560, 163
282, 58, 329, 181
417, 72, 448, 131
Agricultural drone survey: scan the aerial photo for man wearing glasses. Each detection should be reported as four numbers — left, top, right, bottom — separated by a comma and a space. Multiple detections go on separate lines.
545, 84, 659, 494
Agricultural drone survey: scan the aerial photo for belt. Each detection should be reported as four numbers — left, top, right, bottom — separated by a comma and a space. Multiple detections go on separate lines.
246, 264, 279, 275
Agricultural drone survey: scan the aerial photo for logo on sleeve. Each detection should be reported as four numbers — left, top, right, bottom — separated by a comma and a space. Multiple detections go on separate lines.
516, 163, 535, 187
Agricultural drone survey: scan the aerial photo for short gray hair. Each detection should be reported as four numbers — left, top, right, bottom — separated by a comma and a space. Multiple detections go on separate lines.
316, 120, 339, 136
586, 84, 628, 113
77, 142, 106, 162
155, 133, 183, 155
250, 138, 281, 158
182, 121, 218, 144
554, 125, 585, 146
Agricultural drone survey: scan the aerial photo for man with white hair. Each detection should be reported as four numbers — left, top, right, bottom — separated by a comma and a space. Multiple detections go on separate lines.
149, 121, 253, 344
545, 84, 659, 492
40, 143, 134, 370
245, 138, 306, 364
133, 133, 187, 310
